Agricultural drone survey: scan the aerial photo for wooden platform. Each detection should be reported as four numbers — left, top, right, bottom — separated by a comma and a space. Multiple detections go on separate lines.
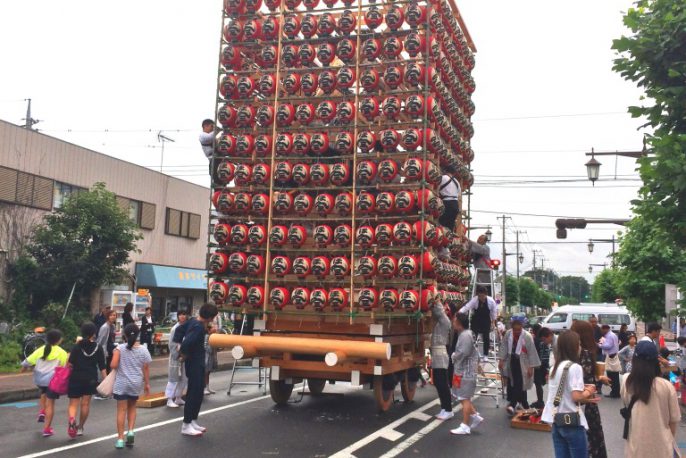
136, 392, 167, 408
510, 410, 551, 432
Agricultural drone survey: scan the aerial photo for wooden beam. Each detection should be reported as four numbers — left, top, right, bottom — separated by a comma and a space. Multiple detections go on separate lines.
446, 0, 478, 53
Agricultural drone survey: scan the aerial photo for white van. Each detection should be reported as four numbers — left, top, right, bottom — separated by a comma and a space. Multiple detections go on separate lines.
542, 303, 636, 334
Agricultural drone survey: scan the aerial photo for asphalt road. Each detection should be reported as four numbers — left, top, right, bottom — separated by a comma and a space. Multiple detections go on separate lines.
2, 368, 684, 458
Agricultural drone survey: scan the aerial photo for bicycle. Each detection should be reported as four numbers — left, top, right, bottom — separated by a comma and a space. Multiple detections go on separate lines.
23, 327, 47, 359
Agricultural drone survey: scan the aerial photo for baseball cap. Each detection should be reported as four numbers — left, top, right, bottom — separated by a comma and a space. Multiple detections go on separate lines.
634, 340, 658, 361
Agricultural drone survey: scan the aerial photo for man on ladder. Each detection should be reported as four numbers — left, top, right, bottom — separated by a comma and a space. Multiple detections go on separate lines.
460, 286, 498, 362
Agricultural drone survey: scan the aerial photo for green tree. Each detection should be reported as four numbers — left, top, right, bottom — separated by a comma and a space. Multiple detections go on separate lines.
535, 289, 554, 310
518, 278, 539, 307
558, 276, 590, 303
612, 1, 686, 255
17, 183, 142, 315
591, 269, 621, 303
504, 275, 519, 305
614, 217, 686, 321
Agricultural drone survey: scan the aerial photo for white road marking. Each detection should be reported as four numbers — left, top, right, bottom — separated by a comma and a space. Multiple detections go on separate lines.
16, 393, 275, 458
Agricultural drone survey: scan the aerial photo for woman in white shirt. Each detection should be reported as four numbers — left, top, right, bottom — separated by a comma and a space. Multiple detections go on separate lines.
542, 331, 598, 458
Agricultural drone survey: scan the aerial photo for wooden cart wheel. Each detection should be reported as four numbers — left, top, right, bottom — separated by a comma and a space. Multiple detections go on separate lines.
400, 370, 418, 403
307, 378, 326, 396
269, 380, 294, 405
373, 376, 394, 412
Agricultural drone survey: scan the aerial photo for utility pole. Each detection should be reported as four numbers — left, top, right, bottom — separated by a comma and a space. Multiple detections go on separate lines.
497, 215, 512, 309
532, 249, 542, 286
22, 98, 40, 130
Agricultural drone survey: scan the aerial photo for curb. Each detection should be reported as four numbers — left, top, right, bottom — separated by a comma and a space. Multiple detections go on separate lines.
0, 362, 236, 404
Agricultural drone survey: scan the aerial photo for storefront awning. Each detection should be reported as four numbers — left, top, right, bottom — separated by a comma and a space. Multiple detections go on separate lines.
135, 263, 208, 290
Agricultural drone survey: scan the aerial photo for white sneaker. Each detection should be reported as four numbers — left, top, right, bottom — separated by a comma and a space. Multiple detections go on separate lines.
436, 410, 454, 421
174, 398, 186, 406
181, 423, 203, 436
481, 356, 490, 363
470, 414, 484, 429
204, 388, 212, 395
450, 423, 471, 435
167, 399, 180, 408
191, 420, 207, 432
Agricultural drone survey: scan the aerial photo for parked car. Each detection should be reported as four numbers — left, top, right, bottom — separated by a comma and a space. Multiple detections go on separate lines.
542, 303, 636, 333
527, 316, 547, 329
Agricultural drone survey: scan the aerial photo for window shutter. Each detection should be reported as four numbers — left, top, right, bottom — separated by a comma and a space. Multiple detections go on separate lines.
116, 196, 130, 212
189, 213, 201, 239
180, 212, 190, 237
0, 167, 18, 203
140, 202, 156, 230
166, 208, 181, 236
32, 176, 54, 210
15, 173, 34, 206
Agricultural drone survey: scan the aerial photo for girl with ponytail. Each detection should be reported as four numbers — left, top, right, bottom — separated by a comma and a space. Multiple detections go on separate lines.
111, 323, 151, 449
21, 329, 68, 437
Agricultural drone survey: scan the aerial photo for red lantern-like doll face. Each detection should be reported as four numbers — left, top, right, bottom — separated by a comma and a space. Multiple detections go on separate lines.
256, 105, 274, 128
276, 103, 295, 127
221, 45, 241, 68
264, 0, 279, 10
274, 161, 293, 183
258, 74, 276, 96
218, 105, 237, 128
383, 66, 404, 89
311, 257, 330, 278
375, 224, 394, 246
337, 67, 356, 89
330, 163, 350, 185
335, 132, 354, 154
329, 288, 348, 310
356, 130, 376, 153
364, 6, 383, 29
359, 97, 379, 121
292, 257, 311, 278
228, 252, 248, 274
247, 225, 266, 247
333, 224, 352, 247
309, 163, 329, 186
316, 100, 336, 123
298, 44, 316, 65
234, 164, 252, 185
314, 193, 334, 215
362, 38, 381, 61
330, 258, 350, 277
393, 222, 412, 244
301, 13, 318, 37
291, 135, 309, 157
319, 70, 337, 93
405, 94, 424, 118
235, 106, 255, 128
356, 225, 375, 248
336, 39, 356, 62
230, 224, 249, 245
382, 96, 402, 119
313, 225, 333, 247
269, 287, 290, 309
310, 133, 329, 155
236, 76, 255, 99
213, 191, 234, 213
334, 192, 353, 215
252, 164, 270, 185
385, 6, 405, 30
270, 225, 288, 246
318, 13, 336, 36
224, 0, 245, 15
356, 191, 376, 214
395, 190, 416, 214
405, 4, 427, 27
405, 63, 426, 86
235, 134, 255, 156
336, 101, 355, 123
404, 32, 426, 57
356, 257, 377, 278
283, 14, 300, 38
380, 288, 399, 311
216, 133, 236, 157
234, 192, 252, 212
380, 129, 400, 150
356, 161, 377, 184
244, 19, 262, 40
275, 133, 294, 156
295, 103, 315, 126
360, 69, 380, 91
310, 289, 328, 310
378, 256, 398, 278
273, 192, 293, 214
251, 193, 269, 215
301, 73, 318, 96
259, 45, 278, 68
214, 223, 231, 245
216, 161, 235, 184
412, 220, 437, 245
271, 256, 292, 276
383, 37, 403, 59
263, 16, 279, 39
338, 9, 356, 34
210, 281, 229, 304
402, 128, 423, 150
246, 286, 264, 309
220, 75, 237, 99
399, 290, 419, 311
254, 134, 272, 157
358, 288, 378, 310
398, 255, 418, 278
225, 20, 244, 42
282, 44, 299, 67
285, 0, 301, 9
378, 159, 398, 182
291, 287, 310, 309
375, 192, 395, 214
402, 157, 424, 181
292, 162, 310, 184
293, 193, 313, 216
210, 252, 229, 274
317, 42, 336, 65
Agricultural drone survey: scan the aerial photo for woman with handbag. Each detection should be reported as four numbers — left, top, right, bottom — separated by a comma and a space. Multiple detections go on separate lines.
542, 331, 598, 458
66, 322, 106, 438
571, 321, 609, 458
621, 341, 681, 458
20, 329, 68, 438
449, 312, 482, 435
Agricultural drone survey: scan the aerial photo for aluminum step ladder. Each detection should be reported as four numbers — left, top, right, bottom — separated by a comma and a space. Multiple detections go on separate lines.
227, 314, 267, 396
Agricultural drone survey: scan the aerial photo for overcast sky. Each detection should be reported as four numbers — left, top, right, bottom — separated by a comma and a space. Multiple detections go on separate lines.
0, 0, 645, 289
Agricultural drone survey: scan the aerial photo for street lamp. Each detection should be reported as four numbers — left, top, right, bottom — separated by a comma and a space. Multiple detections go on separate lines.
588, 263, 607, 273
587, 240, 594, 253
585, 150, 601, 186
485, 229, 492, 242
584, 143, 648, 184
518, 253, 524, 264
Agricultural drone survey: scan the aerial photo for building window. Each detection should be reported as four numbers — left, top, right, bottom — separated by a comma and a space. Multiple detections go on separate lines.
128, 200, 141, 225
165, 208, 201, 239
116, 196, 155, 230
53, 182, 84, 209
0, 166, 53, 211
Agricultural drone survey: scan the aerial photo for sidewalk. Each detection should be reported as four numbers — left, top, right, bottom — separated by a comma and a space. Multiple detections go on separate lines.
0, 351, 235, 404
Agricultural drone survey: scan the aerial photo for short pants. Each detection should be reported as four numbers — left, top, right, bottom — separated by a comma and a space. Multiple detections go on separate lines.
113, 393, 139, 401
38, 386, 60, 400
68, 381, 97, 398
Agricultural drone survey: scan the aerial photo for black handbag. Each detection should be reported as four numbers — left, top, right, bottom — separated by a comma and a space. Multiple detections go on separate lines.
553, 362, 581, 428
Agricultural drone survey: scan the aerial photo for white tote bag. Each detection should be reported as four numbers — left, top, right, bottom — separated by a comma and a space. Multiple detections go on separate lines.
96, 369, 116, 397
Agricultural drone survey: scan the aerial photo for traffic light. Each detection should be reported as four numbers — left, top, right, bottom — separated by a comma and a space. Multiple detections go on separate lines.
490, 259, 501, 270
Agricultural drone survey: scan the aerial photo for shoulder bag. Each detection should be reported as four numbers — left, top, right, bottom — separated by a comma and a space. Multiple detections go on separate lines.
619, 395, 638, 440
48, 365, 72, 395
97, 369, 117, 397
553, 362, 581, 427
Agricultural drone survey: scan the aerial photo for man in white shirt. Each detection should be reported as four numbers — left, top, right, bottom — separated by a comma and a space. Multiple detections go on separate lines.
459, 286, 497, 361
640, 322, 669, 366
199, 119, 215, 177
438, 168, 461, 232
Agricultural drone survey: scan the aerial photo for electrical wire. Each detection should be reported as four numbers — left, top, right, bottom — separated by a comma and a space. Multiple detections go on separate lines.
473, 111, 628, 122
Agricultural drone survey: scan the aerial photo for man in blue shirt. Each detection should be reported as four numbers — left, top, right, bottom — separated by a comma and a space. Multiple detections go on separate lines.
179, 303, 218, 436
598, 324, 620, 398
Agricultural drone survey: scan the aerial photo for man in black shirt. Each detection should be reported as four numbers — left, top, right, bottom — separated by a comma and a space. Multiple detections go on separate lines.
93, 306, 111, 336
179, 304, 218, 436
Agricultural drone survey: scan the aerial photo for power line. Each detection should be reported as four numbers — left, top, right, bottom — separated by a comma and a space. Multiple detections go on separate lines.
473, 111, 627, 122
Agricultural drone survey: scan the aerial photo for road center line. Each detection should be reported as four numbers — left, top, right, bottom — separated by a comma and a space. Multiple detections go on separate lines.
16, 393, 274, 458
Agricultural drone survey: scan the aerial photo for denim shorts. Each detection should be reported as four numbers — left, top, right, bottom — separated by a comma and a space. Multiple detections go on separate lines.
113, 394, 139, 401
